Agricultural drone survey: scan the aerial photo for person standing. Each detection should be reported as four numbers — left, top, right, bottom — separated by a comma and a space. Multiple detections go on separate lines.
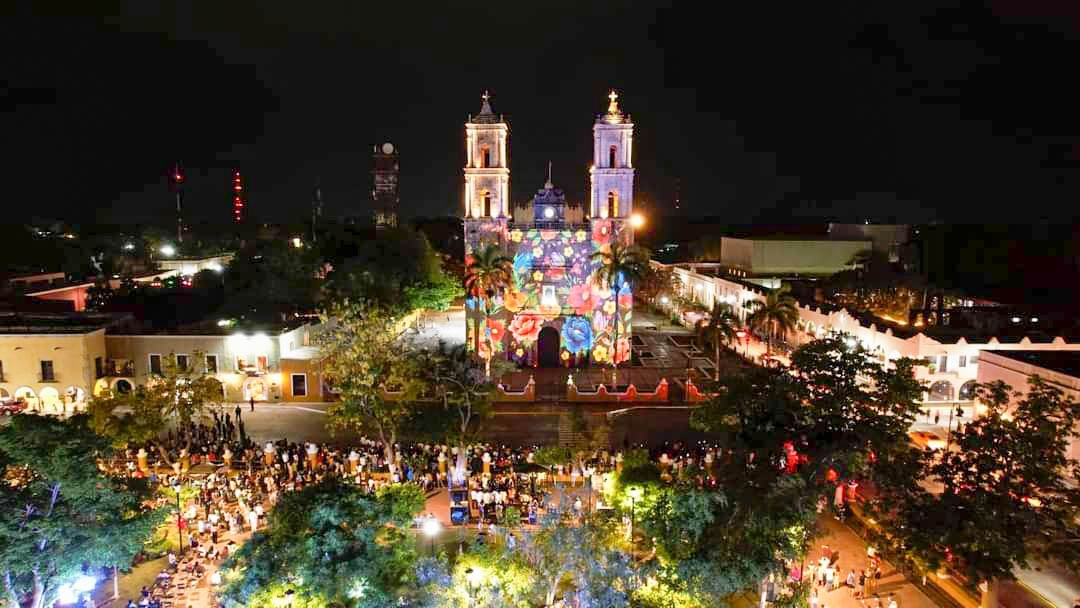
234, 403, 242, 422
846, 569, 857, 597
250, 396, 255, 412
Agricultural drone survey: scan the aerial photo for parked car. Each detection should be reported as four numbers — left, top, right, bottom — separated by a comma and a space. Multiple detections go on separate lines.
0, 398, 28, 415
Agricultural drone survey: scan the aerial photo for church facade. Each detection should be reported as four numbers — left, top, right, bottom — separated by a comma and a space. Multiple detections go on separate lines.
464, 92, 636, 368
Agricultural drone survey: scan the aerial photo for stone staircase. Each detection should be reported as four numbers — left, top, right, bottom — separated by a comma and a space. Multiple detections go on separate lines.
556, 411, 611, 448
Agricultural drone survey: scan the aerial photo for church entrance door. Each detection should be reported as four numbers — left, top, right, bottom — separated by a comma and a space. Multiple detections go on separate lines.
537, 326, 561, 368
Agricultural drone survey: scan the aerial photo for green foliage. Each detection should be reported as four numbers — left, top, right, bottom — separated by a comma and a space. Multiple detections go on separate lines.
747, 284, 799, 355
316, 300, 427, 466
220, 478, 424, 608
89, 352, 225, 465
500, 507, 522, 529
531, 446, 573, 468
637, 264, 680, 304
323, 227, 454, 316
875, 376, 1080, 589
224, 240, 322, 320
680, 334, 926, 604
0, 415, 166, 608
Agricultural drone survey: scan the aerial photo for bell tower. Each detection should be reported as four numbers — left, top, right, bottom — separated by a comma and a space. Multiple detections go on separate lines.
589, 90, 634, 222
464, 91, 510, 220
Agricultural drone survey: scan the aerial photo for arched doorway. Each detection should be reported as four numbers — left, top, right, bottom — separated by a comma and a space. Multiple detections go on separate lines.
927, 380, 955, 402
39, 387, 61, 413
113, 379, 133, 394
14, 387, 37, 410
537, 326, 561, 368
959, 380, 977, 401
0, 388, 10, 402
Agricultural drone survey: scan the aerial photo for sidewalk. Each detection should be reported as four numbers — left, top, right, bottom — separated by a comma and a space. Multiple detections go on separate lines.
808, 515, 938, 608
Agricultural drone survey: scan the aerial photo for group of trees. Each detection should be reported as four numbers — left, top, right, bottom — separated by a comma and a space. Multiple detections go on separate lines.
685, 334, 1080, 607
321, 227, 461, 319
220, 479, 426, 608
89, 352, 225, 467
0, 415, 166, 608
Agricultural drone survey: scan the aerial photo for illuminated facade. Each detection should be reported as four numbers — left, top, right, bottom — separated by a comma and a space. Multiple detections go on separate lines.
464, 92, 635, 368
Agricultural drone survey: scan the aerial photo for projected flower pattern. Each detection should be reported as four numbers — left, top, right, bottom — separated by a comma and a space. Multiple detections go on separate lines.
466, 221, 632, 367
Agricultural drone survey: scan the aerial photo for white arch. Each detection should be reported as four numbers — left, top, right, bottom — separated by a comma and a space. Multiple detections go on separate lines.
39, 387, 62, 413
15, 386, 38, 410
0, 387, 10, 400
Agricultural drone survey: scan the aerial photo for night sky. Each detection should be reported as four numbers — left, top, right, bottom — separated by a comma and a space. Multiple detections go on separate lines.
3, 2, 1078, 227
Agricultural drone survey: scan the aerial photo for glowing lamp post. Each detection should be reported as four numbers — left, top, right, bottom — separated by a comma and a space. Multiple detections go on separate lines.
160, 244, 176, 257
630, 212, 645, 229
423, 516, 441, 557
627, 486, 643, 545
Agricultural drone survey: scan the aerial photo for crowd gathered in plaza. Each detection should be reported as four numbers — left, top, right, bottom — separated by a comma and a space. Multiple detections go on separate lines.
92, 403, 883, 608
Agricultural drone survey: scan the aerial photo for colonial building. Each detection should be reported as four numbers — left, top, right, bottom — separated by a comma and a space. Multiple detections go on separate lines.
464, 92, 636, 368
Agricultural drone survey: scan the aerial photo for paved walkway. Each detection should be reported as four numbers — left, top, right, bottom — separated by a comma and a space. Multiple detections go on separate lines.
810, 515, 938, 608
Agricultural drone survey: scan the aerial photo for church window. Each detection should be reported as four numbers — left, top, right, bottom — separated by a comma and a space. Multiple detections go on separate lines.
607, 192, 619, 218
482, 192, 493, 216
480, 146, 490, 168
541, 285, 557, 307
609, 145, 617, 168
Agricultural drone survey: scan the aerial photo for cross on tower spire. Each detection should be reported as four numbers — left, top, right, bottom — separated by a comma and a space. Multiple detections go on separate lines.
545, 161, 553, 189
479, 90, 494, 116
607, 90, 619, 114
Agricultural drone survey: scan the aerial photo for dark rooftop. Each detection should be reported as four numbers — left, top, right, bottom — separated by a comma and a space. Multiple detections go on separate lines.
985, 350, 1080, 379
0, 312, 129, 334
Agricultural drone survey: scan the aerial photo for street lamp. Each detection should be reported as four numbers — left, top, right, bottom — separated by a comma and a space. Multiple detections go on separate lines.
160, 244, 176, 257
172, 478, 184, 553
627, 486, 642, 545
423, 516, 441, 557
630, 212, 645, 229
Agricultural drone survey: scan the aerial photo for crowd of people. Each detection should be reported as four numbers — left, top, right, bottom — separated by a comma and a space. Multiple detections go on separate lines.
96, 409, 879, 608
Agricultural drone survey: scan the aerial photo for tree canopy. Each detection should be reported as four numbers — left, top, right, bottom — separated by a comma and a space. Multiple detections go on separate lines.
316, 300, 427, 470
220, 478, 425, 608
872, 376, 1080, 601
89, 352, 224, 465
223, 240, 322, 321
0, 414, 165, 608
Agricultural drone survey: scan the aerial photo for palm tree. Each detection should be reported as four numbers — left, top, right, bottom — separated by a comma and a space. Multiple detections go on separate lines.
463, 243, 513, 375
695, 302, 740, 381
590, 240, 649, 379
747, 283, 799, 358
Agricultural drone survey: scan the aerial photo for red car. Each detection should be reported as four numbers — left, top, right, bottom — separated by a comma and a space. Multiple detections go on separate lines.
0, 399, 27, 415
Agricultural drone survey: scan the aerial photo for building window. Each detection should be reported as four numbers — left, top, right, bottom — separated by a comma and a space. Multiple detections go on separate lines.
206, 355, 218, 374
292, 374, 307, 397
149, 354, 162, 375
0, 360, 4, 382
95, 357, 104, 379
541, 285, 557, 308
607, 192, 618, 218
609, 145, 617, 168
480, 146, 490, 168
40, 360, 55, 383
958, 355, 967, 368
176, 354, 189, 371
482, 192, 493, 217
937, 355, 948, 373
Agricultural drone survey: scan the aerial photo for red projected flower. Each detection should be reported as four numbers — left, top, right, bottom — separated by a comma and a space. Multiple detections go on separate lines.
568, 283, 595, 315
509, 314, 543, 343
614, 337, 631, 364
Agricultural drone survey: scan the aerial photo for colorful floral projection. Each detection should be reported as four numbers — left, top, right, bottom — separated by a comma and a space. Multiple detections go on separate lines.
466, 220, 632, 367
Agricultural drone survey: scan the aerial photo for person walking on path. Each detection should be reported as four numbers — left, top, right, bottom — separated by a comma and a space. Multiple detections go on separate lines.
234, 404, 242, 422
846, 569, 857, 597
250, 397, 255, 412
